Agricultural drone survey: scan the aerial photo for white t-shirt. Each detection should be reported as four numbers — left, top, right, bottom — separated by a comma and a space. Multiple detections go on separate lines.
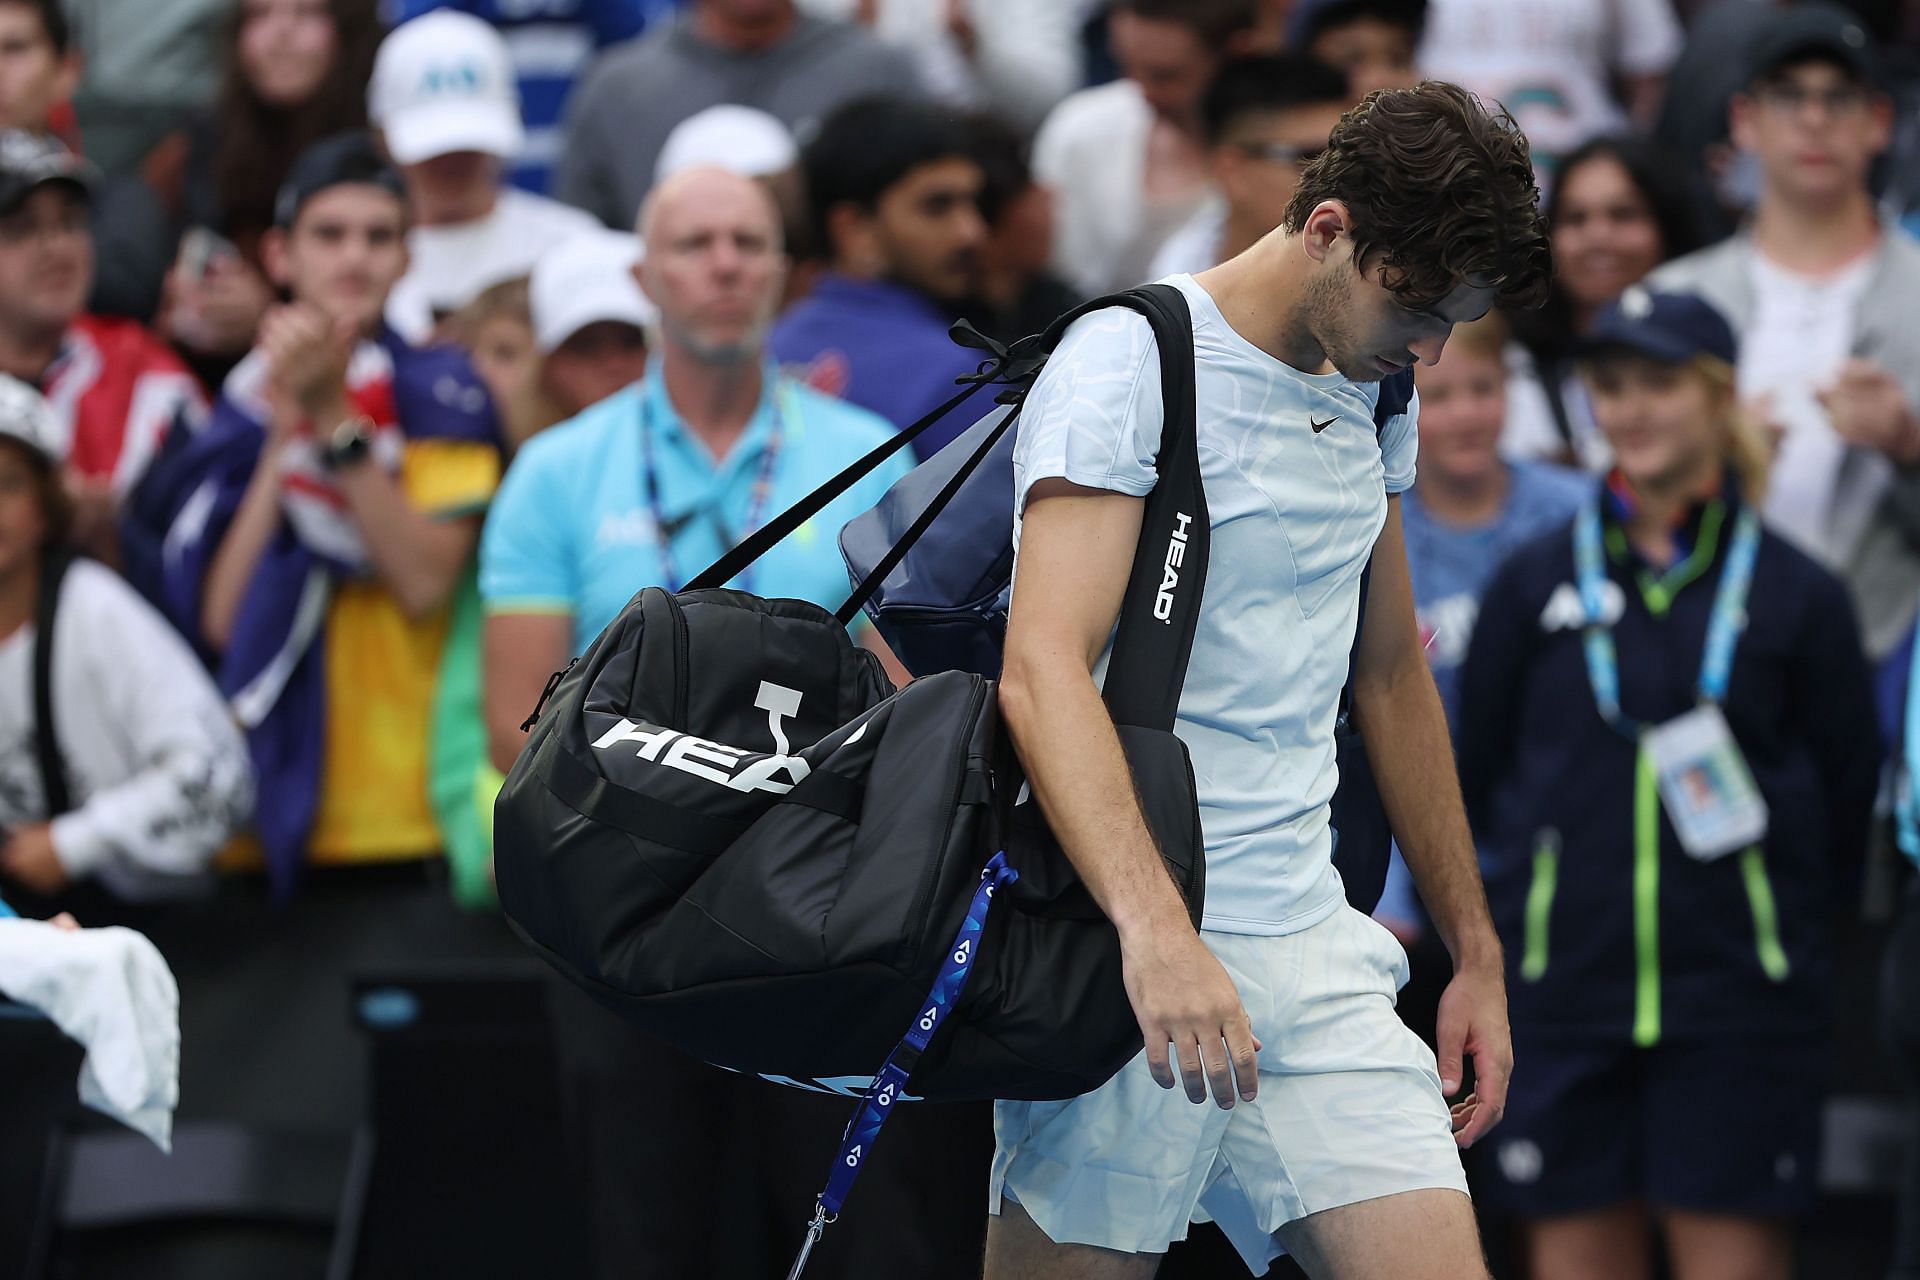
1146, 197, 1226, 282
1035, 80, 1208, 297
0, 560, 254, 901
1011, 274, 1419, 935
386, 188, 604, 342
1739, 251, 1875, 565
1418, 0, 1682, 177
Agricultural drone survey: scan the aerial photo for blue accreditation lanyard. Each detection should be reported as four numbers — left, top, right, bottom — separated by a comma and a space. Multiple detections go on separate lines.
784, 852, 1020, 1280
639, 383, 791, 596
1573, 497, 1762, 741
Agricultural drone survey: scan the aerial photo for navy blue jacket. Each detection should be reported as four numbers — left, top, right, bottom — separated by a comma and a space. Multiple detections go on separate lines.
1455, 481, 1880, 1045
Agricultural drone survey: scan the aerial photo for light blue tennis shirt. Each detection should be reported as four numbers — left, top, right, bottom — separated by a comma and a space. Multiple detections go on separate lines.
481, 364, 912, 653
1011, 274, 1420, 936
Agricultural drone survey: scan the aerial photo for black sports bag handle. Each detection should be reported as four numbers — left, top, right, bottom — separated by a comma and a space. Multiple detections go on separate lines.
688, 284, 1206, 732
32, 547, 75, 817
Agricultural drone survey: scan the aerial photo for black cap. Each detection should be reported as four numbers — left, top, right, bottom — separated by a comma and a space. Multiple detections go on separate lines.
0, 129, 94, 216
1575, 286, 1739, 367
274, 131, 407, 229
1288, 0, 1427, 49
1748, 3, 1879, 89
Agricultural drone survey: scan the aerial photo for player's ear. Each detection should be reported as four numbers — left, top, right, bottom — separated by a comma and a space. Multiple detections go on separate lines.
1300, 200, 1351, 265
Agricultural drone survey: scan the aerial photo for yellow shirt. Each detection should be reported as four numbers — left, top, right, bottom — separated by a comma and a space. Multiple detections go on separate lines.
306, 438, 500, 865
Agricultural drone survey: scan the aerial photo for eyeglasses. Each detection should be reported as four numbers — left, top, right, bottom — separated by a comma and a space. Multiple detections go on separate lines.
1755, 81, 1872, 118
1235, 141, 1327, 167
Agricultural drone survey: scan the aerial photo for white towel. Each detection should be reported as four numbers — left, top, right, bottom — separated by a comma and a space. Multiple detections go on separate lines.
0, 920, 180, 1152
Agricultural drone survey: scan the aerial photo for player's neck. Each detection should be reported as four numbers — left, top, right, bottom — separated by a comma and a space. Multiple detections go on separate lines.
1417, 461, 1509, 528
659, 341, 764, 461
1195, 233, 1332, 374
1751, 189, 1879, 275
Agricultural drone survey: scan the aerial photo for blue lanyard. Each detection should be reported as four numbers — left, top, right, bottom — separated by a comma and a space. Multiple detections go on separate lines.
640, 383, 792, 596
1900, 620, 1920, 865
784, 851, 1020, 1280
1573, 497, 1761, 740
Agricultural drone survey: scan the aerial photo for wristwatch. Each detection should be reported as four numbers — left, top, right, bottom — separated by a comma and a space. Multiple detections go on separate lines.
322, 414, 377, 471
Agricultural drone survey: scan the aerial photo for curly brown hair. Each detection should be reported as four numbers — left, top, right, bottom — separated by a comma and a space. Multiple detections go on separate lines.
1282, 81, 1553, 311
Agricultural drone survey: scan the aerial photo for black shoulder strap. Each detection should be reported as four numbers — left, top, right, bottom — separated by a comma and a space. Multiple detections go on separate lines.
1340, 368, 1419, 724
1102, 284, 1203, 732
32, 549, 74, 818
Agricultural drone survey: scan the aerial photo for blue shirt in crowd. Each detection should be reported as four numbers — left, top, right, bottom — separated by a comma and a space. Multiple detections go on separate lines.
1376, 459, 1587, 927
480, 365, 913, 654
769, 274, 982, 461
386, 0, 679, 193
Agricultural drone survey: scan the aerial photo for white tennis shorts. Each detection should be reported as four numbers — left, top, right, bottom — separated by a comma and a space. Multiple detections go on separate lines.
989, 904, 1468, 1271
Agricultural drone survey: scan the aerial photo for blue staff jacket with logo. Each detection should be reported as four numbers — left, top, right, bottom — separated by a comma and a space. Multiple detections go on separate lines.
1454, 478, 1880, 1045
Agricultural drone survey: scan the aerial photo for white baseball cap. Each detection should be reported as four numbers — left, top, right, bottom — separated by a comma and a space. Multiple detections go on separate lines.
531, 230, 658, 355
370, 12, 524, 166
654, 105, 799, 184
0, 374, 60, 464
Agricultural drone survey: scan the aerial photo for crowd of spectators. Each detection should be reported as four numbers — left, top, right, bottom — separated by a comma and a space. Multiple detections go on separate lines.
5, 0, 1920, 1276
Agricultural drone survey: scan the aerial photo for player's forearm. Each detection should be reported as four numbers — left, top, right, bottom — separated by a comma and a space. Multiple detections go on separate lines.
998, 647, 1191, 940
201, 450, 287, 651
1353, 653, 1500, 970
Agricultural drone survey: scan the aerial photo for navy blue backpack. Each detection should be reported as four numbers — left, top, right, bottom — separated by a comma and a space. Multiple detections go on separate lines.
841, 285, 1414, 914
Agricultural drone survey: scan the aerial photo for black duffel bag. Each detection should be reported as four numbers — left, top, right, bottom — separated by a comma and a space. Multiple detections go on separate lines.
493, 286, 1210, 1115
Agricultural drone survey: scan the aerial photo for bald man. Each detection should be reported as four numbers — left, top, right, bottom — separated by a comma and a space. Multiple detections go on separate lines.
479, 168, 984, 1277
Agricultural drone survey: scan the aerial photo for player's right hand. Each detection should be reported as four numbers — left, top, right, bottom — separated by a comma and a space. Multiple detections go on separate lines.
1119, 916, 1261, 1109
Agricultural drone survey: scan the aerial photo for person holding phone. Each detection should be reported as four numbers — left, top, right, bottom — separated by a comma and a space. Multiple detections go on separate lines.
1454, 287, 1879, 1280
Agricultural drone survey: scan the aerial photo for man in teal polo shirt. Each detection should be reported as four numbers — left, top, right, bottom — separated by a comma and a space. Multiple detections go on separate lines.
476, 167, 987, 1279
480, 165, 911, 767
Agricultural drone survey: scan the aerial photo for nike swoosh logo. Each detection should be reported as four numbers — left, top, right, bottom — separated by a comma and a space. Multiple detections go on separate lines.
1310, 416, 1338, 434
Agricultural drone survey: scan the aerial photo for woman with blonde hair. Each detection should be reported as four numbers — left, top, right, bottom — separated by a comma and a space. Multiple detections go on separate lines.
1453, 287, 1880, 1280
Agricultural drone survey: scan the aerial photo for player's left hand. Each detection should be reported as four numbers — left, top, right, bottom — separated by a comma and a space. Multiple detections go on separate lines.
1818, 358, 1920, 466
1434, 959, 1510, 1149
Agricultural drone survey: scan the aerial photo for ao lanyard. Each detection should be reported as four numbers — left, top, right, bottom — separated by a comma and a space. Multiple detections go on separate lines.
1572, 497, 1762, 740
639, 384, 792, 595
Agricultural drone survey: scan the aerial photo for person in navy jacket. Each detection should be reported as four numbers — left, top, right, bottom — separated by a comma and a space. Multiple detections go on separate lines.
1454, 287, 1880, 1280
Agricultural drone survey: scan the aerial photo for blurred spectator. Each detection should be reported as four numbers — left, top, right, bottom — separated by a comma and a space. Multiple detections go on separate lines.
652, 103, 812, 283
384, 0, 673, 194
1456, 287, 1879, 1280
1290, 0, 1424, 100
136, 132, 501, 897
797, 0, 1077, 131
482, 166, 908, 748
0, 0, 175, 332
528, 227, 654, 420
0, 131, 206, 566
1034, 0, 1257, 297
63, 0, 227, 175
1655, 0, 1786, 241
157, 0, 384, 383
479, 165, 946, 1279
0, 374, 251, 913
372, 12, 602, 342
1505, 135, 1703, 470
1148, 53, 1351, 279
960, 112, 1080, 345
447, 277, 545, 449
554, 0, 921, 231
1419, 0, 1683, 184
769, 96, 985, 459
1653, 4, 1920, 661
1374, 311, 1585, 944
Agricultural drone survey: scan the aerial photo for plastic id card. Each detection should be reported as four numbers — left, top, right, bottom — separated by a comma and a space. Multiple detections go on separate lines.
1643, 705, 1769, 861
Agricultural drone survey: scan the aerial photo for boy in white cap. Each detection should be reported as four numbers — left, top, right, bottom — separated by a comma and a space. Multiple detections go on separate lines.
371, 10, 601, 343
528, 227, 655, 420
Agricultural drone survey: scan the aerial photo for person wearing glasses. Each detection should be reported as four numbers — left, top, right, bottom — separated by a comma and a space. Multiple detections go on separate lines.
1453, 287, 1879, 1280
1654, 5, 1920, 670
1148, 54, 1352, 281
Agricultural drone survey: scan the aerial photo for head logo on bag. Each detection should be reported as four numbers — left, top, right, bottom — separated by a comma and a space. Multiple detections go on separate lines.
1154, 511, 1194, 623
